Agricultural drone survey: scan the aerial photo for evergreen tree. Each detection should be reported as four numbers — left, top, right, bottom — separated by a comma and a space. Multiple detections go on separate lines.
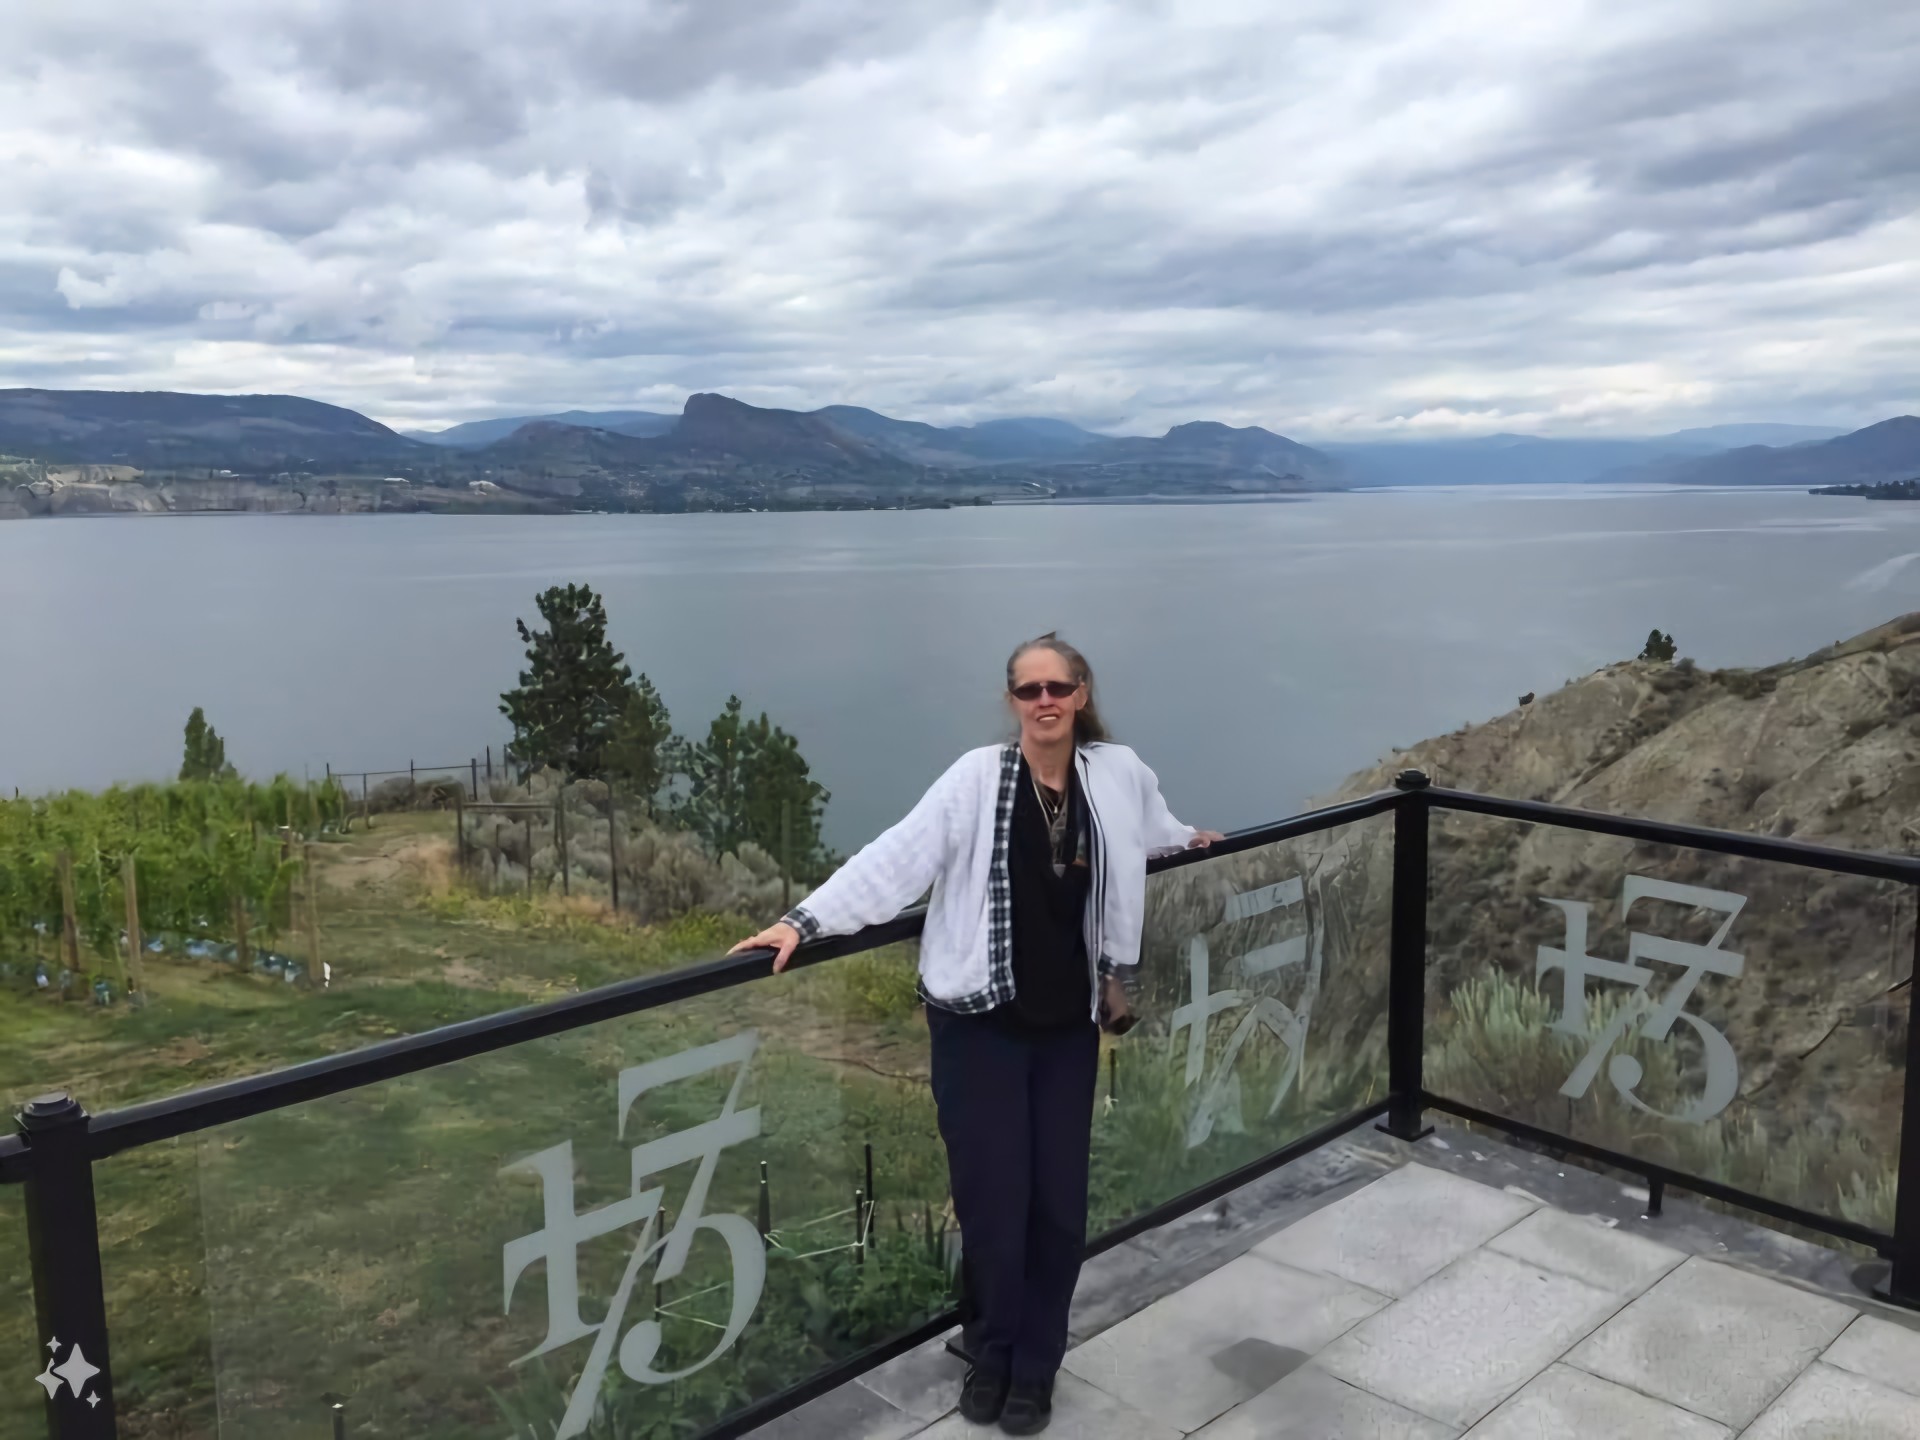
1639, 629, 1678, 663
680, 696, 750, 857
738, 709, 831, 877
604, 674, 675, 812
499, 583, 634, 778
179, 707, 234, 781
680, 697, 831, 877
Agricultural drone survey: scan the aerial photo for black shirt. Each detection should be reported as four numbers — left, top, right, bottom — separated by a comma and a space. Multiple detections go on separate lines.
1000, 755, 1094, 1029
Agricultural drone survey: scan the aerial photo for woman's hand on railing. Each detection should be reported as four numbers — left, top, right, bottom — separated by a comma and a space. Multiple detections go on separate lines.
730, 921, 802, 972
1188, 829, 1226, 849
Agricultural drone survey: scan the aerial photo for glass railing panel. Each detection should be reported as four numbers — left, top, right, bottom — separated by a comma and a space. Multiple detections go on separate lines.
1, 1179, 37, 1440
165, 937, 950, 1440
93, 1136, 215, 1436
1424, 809, 1912, 1232
1091, 815, 1394, 1232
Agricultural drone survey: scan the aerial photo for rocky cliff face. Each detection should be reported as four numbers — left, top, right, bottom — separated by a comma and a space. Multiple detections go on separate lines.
1305, 616, 1920, 1230
1328, 614, 1920, 854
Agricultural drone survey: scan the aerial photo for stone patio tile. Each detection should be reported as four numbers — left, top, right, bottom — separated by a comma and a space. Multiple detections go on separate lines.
1460, 1364, 1730, 1439
915, 1372, 1180, 1440
746, 1378, 925, 1440
855, 1329, 965, 1424
1190, 1365, 1459, 1440
1825, 1314, 1920, 1399
1742, 1362, 1920, 1439
1567, 1257, 1857, 1429
1485, 1206, 1684, 1297
1062, 1253, 1389, 1432
1318, 1248, 1622, 1429
1255, 1163, 1538, 1297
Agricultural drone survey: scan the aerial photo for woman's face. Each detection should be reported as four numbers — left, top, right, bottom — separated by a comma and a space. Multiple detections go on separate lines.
1007, 647, 1086, 747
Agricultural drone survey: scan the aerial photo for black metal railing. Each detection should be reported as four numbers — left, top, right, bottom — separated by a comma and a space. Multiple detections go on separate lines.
5, 774, 1918, 1440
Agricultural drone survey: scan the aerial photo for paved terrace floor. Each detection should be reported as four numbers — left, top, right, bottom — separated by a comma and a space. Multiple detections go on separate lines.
753, 1128, 1920, 1439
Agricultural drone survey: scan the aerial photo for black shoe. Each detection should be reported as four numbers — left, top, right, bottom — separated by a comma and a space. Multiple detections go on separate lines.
998, 1381, 1052, 1435
959, 1366, 1009, 1425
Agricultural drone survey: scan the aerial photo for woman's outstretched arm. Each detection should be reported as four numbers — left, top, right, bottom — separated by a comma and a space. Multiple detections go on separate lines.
730, 754, 974, 970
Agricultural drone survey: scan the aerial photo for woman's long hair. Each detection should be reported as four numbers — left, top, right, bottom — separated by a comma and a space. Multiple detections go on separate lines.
1006, 632, 1111, 745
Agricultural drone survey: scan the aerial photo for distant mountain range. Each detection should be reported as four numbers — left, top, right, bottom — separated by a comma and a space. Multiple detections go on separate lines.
0, 388, 419, 469
1319, 423, 1847, 488
1600, 417, 1920, 487
403, 409, 677, 447
1, 386, 1914, 520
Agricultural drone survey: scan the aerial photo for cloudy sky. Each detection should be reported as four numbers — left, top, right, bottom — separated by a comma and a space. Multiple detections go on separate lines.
3, 0, 1917, 439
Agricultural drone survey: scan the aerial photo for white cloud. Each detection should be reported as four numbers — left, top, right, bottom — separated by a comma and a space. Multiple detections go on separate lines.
0, 0, 1914, 437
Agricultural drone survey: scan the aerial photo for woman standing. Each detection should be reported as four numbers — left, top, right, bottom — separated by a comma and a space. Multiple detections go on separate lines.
733, 634, 1219, 1434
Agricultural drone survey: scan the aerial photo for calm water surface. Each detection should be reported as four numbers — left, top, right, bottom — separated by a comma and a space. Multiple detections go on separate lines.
4, 488, 1918, 848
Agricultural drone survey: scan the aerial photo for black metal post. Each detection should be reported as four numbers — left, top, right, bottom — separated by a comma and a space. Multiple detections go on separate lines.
864, 1141, 876, 1213
454, 791, 466, 876
17, 1092, 118, 1439
1645, 1177, 1666, 1218
758, 1160, 771, 1239
1380, 771, 1434, 1142
470, 759, 478, 801
1881, 901, 1920, 1308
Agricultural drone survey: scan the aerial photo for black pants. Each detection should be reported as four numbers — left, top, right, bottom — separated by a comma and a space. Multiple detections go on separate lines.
926, 1003, 1100, 1388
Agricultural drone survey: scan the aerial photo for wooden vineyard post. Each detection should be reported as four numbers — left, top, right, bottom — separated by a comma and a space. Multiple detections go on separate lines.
362, 773, 371, 831
303, 843, 322, 989
232, 894, 252, 972
122, 854, 146, 998
608, 793, 622, 915
494, 824, 504, 895
781, 798, 793, 912
523, 817, 534, 896
557, 796, 570, 897
56, 849, 81, 985
454, 790, 467, 878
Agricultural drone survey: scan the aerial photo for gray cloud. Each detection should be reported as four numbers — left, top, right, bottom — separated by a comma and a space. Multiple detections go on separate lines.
0, 0, 1914, 438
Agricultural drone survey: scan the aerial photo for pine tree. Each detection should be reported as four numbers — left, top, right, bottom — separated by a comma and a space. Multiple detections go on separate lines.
680, 698, 831, 877
680, 696, 750, 857
498, 583, 634, 778
604, 674, 675, 812
1639, 629, 1678, 663
179, 707, 233, 781
738, 709, 831, 878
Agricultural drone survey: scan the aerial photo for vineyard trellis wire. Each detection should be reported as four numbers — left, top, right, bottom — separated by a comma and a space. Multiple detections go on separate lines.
0, 774, 350, 1002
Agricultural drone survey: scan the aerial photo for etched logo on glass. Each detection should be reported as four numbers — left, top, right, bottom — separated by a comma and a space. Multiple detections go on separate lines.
502, 1032, 766, 1439
1536, 877, 1746, 1124
1170, 874, 1324, 1149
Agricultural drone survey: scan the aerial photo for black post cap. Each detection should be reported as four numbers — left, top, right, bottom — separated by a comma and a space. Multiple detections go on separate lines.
17, 1091, 81, 1129
1393, 769, 1432, 791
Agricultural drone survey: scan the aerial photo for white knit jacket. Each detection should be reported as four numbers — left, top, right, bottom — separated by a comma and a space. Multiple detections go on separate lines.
784, 742, 1196, 1021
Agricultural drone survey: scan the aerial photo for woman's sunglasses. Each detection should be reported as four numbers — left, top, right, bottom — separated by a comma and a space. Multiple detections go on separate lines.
1009, 680, 1082, 702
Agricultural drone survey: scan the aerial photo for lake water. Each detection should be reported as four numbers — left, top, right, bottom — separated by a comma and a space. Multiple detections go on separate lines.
4, 488, 1918, 849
